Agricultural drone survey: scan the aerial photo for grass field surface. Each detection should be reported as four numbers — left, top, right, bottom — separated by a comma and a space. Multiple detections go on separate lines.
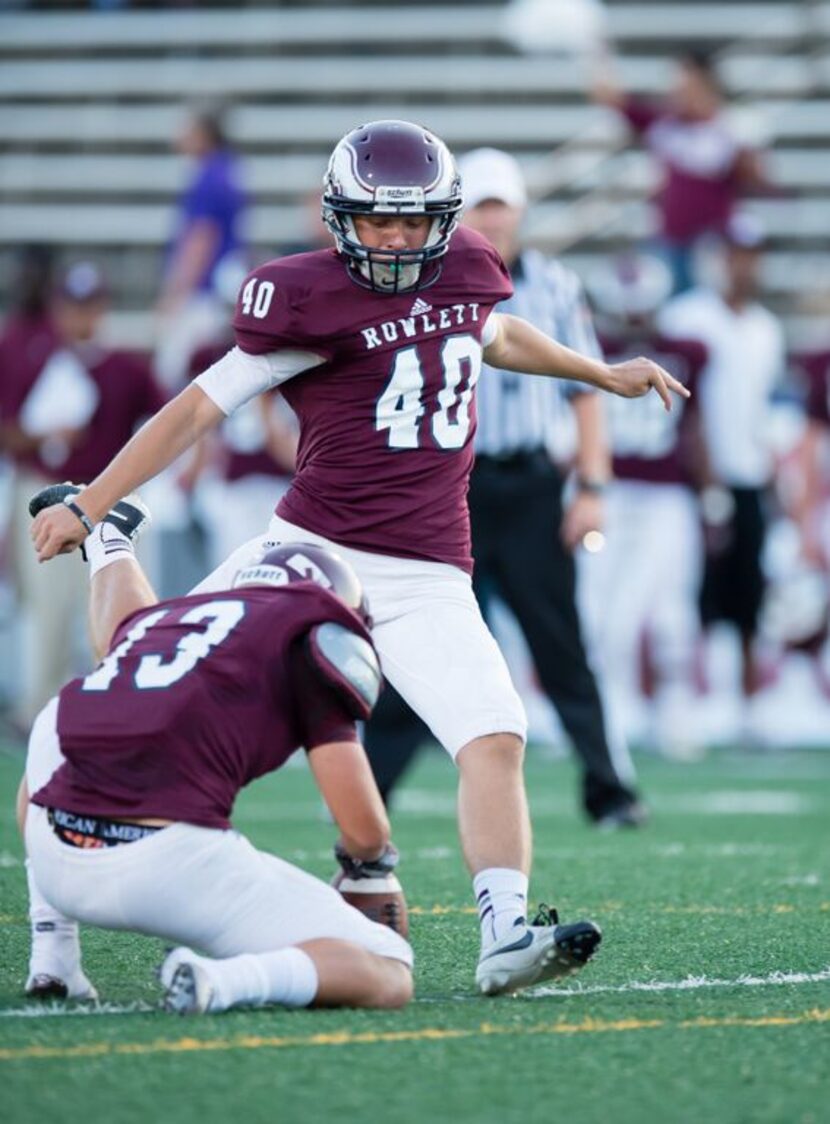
1, 744, 828, 1123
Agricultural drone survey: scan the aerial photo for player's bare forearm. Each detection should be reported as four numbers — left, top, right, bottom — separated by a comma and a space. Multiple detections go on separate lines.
483, 313, 690, 410
89, 556, 158, 660
78, 385, 224, 520
31, 384, 224, 562
307, 741, 391, 860
484, 314, 608, 386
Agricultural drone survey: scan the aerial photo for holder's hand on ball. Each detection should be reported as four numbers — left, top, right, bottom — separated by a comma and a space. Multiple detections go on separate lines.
334, 840, 399, 880
333, 841, 409, 937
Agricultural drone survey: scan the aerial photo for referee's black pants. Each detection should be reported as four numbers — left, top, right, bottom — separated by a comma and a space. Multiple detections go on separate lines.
364, 451, 639, 821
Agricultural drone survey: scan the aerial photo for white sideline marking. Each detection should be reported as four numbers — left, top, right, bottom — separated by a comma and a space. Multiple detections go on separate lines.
2, 968, 827, 1018
664, 791, 811, 815
0, 1001, 155, 1019
530, 966, 830, 999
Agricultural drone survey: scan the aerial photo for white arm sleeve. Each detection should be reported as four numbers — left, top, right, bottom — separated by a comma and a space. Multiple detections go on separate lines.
481, 312, 501, 348
194, 345, 325, 416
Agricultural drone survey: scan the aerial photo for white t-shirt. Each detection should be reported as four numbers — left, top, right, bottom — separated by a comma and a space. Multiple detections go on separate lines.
657, 288, 783, 487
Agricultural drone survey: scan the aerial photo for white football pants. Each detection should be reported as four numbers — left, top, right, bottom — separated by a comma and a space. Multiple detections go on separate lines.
25, 699, 412, 967
191, 514, 528, 758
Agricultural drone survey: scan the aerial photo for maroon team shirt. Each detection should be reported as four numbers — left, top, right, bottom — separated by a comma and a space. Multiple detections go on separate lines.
601, 333, 706, 485
231, 225, 513, 573
32, 584, 368, 829
791, 350, 830, 426
0, 312, 61, 432
1, 327, 165, 483
622, 98, 745, 244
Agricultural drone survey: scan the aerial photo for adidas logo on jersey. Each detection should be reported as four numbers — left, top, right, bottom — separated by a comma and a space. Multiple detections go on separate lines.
409, 298, 433, 316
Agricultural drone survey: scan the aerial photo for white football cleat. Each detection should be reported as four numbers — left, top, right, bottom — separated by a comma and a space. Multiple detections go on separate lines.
160, 948, 216, 1016
475, 906, 602, 997
25, 969, 98, 1002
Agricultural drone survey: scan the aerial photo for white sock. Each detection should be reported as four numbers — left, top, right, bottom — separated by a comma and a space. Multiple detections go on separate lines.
84, 522, 135, 579
473, 867, 529, 947
202, 948, 319, 1013
26, 859, 81, 978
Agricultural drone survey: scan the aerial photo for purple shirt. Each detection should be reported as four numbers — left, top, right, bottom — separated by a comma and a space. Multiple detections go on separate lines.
622, 99, 745, 244
32, 584, 368, 829
601, 333, 706, 485
169, 148, 247, 294
232, 225, 514, 572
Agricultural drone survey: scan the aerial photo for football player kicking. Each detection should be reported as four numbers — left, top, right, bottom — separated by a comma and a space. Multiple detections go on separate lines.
20, 498, 414, 1014
31, 120, 689, 996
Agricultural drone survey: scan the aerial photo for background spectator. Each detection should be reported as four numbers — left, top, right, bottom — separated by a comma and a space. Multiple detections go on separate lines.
2, 260, 165, 728
154, 104, 248, 390
593, 51, 768, 293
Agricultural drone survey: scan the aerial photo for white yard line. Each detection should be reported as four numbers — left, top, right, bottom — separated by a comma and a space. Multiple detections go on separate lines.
0, 1000, 156, 1019
530, 966, 830, 999
1, 967, 827, 1017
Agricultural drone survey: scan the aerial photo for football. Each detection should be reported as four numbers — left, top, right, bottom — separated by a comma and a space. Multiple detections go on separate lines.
333, 872, 410, 938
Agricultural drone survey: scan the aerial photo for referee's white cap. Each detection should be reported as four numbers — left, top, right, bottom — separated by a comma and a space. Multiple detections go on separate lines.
458, 148, 528, 210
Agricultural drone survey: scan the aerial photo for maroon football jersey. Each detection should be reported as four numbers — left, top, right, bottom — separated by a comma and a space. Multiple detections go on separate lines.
791, 350, 830, 426
32, 584, 369, 829
231, 225, 513, 572
601, 333, 706, 485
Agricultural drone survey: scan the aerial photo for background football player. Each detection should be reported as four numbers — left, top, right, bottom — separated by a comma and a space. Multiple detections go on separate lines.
31, 119, 687, 996
583, 253, 708, 754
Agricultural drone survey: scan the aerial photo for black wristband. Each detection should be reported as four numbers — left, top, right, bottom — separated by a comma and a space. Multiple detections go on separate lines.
576, 476, 608, 496
63, 497, 94, 536
335, 841, 399, 880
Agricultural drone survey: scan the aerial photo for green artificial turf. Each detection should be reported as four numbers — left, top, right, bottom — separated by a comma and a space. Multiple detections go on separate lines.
1, 743, 828, 1124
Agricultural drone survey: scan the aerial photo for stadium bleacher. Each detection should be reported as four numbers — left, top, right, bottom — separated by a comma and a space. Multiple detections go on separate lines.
0, 1, 828, 343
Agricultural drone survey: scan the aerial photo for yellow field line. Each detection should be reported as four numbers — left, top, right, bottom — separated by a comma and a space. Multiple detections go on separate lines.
402, 903, 827, 912
1, 1008, 827, 1063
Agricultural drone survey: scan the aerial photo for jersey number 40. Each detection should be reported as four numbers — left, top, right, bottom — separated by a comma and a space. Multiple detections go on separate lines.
376, 334, 481, 451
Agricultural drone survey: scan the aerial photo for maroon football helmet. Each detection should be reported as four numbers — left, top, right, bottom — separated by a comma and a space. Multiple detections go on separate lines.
322, 119, 462, 294
233, 542, 371, 625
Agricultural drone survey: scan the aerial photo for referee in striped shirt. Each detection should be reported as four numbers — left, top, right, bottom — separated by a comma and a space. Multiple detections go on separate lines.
365, 149, 645, 828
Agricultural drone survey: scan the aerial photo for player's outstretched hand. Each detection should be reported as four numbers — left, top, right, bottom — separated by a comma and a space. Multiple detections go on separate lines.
31, 504, 88, 562
605, 357, 691, 411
